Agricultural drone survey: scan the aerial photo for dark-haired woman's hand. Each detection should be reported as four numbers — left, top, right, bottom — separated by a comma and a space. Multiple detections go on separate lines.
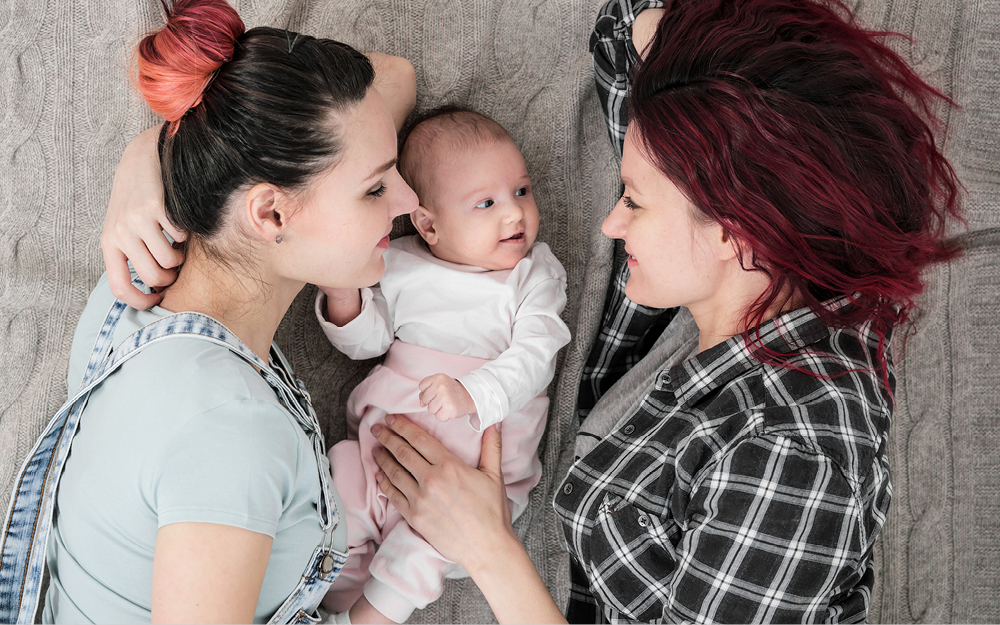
371, 416, 566, 624
102, 126, 187, 309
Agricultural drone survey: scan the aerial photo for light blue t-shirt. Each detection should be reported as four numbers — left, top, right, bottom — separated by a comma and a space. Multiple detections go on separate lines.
43, 275, 347, 623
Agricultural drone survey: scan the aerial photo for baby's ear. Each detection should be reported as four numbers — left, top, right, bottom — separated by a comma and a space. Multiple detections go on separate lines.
410, 205, 439, 245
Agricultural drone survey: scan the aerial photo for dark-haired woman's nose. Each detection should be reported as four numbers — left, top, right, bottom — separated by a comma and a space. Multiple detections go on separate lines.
391, 172, 419, 219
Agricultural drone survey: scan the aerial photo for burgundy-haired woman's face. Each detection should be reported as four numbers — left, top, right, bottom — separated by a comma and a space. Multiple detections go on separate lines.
602, 127, 730, 312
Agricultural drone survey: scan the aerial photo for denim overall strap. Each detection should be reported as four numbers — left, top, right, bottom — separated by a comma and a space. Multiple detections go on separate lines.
0, 297, 129, 624
1, 301, 344, 624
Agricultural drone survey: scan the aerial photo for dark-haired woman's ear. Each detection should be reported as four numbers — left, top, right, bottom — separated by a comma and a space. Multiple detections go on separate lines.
367, 53, 416, 133
244, 183, 289, 244
409, 205, 439, 245
102, 126, 188, 310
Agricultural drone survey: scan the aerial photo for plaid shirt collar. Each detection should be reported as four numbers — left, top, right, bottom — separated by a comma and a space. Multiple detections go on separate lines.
667, 297, 849, 407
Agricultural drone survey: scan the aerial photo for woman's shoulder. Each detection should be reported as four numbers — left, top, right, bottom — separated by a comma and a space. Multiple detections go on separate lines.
71, 274, 291, 425
733, 323, 893, 482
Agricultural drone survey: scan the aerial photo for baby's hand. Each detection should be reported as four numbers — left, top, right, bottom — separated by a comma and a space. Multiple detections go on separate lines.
418, 374, 476, 422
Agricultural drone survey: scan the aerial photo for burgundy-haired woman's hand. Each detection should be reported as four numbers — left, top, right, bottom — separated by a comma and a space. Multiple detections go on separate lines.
101, 126, 187, 309
370, 415, 514, 574
370, 416, 567, 623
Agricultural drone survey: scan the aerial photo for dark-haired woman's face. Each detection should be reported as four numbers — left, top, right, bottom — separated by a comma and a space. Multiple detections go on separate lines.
283, 90, 417, 289
602, 127, 729, 311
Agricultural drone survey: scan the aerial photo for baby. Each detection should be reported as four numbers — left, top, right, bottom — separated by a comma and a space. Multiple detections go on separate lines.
315, 108, 571, 624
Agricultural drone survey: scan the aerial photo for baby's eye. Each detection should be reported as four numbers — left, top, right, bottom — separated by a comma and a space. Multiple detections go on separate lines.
515, 187, 528, 197
476, 199, 495, 209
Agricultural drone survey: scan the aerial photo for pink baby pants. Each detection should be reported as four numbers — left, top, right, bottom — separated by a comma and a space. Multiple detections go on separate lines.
323, 340, 547, 622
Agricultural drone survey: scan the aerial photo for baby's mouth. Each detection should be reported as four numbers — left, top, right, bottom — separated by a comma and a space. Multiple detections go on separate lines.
501, 232, 525, 243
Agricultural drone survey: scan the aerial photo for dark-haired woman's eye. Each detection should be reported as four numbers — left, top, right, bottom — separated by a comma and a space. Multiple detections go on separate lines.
515, 187, 527, 197
369, 183, 387, 198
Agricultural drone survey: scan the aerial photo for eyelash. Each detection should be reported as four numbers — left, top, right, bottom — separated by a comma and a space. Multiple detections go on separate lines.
478, 188, 529, 208
623, 195, 637, 210
369, 183, 386, 198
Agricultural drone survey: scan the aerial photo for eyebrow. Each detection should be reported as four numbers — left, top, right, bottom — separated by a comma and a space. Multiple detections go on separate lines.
620, 174, 644, 197
365, 158, 397, 181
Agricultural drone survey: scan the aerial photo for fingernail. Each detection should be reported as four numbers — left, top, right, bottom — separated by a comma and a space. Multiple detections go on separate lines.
371, 425, 382, 436
385, 414, 396, 425
495, 421, 502, 432
373, 447, 382, 458
375, 472, 383, 483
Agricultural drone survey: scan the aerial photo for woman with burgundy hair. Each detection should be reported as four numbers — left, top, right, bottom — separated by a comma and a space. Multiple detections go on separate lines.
0, 0, 418, 622
364, 0, 961, 622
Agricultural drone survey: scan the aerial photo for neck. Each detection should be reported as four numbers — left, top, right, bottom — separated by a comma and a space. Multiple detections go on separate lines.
688, 267, 802, 354
158, 247, 303, 361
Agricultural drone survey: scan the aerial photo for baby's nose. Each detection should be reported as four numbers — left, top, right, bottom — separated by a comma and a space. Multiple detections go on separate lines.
504, 202, 524, 222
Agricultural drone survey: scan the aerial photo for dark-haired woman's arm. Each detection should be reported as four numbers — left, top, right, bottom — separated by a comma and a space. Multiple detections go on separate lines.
151, 522, 272, 623
367, 53, 416, 133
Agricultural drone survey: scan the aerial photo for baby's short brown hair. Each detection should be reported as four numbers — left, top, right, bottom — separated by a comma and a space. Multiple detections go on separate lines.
399, 106, 514, 204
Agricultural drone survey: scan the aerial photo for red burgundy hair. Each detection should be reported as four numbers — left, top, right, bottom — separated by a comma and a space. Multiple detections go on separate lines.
630, 0, 962, 384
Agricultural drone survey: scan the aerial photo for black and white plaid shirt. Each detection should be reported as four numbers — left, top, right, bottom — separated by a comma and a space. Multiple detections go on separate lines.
577, 0, 673, 425
556, 298, 894, 623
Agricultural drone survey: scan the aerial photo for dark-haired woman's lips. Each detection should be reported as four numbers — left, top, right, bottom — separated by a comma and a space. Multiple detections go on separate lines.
377, 234, 391, 249
626, 251, 637, 267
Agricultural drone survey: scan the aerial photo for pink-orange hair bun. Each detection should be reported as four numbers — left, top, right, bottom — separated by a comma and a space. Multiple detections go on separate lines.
134, 0, 245, 135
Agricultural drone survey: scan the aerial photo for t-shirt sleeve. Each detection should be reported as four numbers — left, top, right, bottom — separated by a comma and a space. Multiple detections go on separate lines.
150, 399, 305, 537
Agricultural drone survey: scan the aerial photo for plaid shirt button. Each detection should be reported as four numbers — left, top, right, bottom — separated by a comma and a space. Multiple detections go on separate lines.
637, 513, 650, 528
563, 482, 574, 495
622, 424, 635, 435
658, 372, 671, 386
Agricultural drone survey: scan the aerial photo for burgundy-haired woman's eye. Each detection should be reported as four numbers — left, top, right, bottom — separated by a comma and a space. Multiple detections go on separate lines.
623, 195, 637, 210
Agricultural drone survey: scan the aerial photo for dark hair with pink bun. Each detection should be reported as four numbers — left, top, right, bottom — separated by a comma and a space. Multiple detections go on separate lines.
134, 0, 374, 243
135, 0, 245, 135
629, 0, 962, 383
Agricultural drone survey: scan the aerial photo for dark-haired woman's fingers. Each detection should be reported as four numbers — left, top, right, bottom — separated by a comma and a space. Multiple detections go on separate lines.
102, 243, 161, 310
102, 125, 183, 307
145, 221, 185, 271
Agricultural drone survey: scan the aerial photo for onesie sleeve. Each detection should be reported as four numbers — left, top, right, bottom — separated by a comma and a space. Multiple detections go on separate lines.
458, 246, 571, 431
314, 286, 394, 360
151, 399, 307, 536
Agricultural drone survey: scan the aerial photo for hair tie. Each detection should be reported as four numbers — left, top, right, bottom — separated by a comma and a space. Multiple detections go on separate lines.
286, 29, 303, 53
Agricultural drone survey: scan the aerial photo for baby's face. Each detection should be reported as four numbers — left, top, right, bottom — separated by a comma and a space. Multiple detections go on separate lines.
420, 139, 539, 271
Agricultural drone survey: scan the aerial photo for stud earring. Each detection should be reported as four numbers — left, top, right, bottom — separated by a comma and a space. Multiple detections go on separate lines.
275, 236, 283, 244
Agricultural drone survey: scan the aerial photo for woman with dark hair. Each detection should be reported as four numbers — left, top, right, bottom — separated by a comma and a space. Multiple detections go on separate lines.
0, 0, 417, 622
363, 0, 961, 622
